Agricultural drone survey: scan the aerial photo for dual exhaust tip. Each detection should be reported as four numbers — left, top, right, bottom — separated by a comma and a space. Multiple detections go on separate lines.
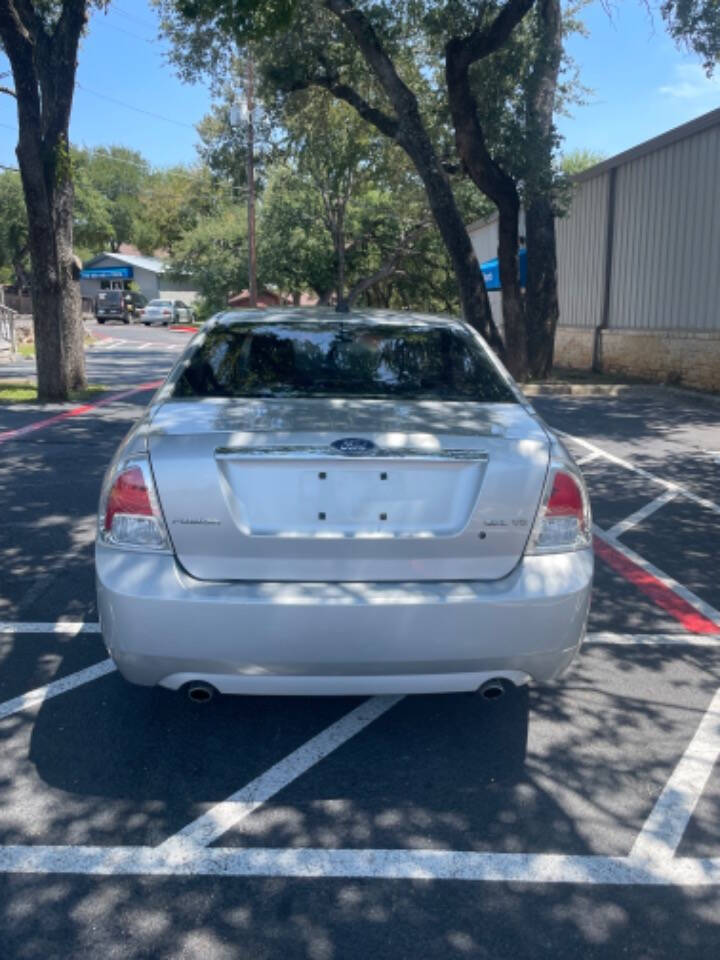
186, 678, 510, 703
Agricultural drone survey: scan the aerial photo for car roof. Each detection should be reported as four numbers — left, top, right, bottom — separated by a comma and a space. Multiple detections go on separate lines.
208, 307, 470, 333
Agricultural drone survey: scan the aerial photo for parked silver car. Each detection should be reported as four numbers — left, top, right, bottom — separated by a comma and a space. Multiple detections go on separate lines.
141, 299, 195, 326
96, 310, 592, 699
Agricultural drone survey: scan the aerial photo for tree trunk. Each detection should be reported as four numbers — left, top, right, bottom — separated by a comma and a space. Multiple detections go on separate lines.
445, 28, 532, 377
0, 0, 88, 401
496, 195, 528, 379
397, 124, 504, 355
17, 142, 86, 401
335, 207, 346, 308
523, 0, 562, 378
524, 196, 558, 377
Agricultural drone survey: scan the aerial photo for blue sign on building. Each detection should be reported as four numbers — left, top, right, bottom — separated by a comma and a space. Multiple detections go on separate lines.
80, 266, 133, 279
480, 248, 527, 290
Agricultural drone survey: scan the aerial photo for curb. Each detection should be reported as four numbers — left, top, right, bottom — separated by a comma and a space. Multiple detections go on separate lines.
523, 382, 720, 404
523, 383, 632, 397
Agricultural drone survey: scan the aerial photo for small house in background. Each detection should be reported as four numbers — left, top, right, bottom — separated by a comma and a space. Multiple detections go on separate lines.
80, 251, 199, 309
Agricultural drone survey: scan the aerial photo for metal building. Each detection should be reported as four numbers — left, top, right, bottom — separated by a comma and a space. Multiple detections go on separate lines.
467, 107, 720, 390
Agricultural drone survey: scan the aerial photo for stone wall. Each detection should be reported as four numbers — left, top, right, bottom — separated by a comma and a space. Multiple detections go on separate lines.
553, 328, 595, 369
552, 326, 720, 392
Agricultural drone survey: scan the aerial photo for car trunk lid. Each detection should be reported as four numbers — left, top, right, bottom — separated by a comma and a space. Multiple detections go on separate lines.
148, 398, 549, 582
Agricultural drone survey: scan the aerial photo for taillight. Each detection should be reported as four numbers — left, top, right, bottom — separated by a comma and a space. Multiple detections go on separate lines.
526, 463, 591, 554
162, 310, 171, 316
98, 457, 169, 549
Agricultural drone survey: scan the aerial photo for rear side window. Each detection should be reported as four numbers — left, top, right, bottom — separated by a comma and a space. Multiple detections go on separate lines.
173, 321, 516, 403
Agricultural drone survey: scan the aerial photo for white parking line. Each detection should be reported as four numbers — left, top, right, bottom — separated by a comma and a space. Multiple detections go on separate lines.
605, 489, 679, 539
0, 844, 719, 884
631, 686, 720, 861
159, 694, 403, 855
586, 632, 720, 646
0, 622, 101, 634
138, 342, 154, 350
0, 659, 115, 721
565, 433, 720, 516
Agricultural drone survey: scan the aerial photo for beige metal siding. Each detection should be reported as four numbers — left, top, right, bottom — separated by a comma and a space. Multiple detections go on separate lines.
609, 124, 720, 330
556, 174, 610, 328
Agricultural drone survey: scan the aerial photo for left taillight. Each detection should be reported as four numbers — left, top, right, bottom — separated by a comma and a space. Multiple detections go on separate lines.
98, 456, 170, 550
526, 461, 592, 554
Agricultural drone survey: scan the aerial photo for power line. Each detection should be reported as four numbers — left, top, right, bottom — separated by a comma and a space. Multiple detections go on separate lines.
94, 18, 157, 44
75, 82, 196, 130
109, 3, 158, 30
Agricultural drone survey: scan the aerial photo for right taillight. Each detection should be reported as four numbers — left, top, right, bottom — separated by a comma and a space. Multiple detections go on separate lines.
526, 463, 592, 554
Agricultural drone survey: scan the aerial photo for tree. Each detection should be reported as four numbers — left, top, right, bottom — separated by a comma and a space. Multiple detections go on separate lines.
134, 165, 217, 255
70, 150, 114, 258
0, 1, 97, 399
76, 146, 149, 251
658, 0, 720, 71
169, 204, 248, 315
156, 0, 507, 357
157, 0, 720, 378
560, 148, 605, 176
258, 163, 335, 302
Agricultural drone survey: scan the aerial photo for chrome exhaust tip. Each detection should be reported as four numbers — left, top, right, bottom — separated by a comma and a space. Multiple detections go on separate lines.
186, 682, 216, 704
478, 678, 507, 701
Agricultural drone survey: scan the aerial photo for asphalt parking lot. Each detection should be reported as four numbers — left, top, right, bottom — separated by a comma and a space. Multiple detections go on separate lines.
1, 330, 719, 959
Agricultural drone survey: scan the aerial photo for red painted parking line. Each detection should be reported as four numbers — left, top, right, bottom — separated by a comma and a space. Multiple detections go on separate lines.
168, 325, 198, 333
0, 381, 163, 446
593, 535, 720, 635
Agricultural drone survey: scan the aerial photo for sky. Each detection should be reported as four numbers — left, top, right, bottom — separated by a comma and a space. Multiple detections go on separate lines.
1, 0, 719, 174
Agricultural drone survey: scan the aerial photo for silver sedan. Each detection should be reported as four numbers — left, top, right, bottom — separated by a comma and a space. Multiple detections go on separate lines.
141, 299, 195, 326
96, 309, 593, 699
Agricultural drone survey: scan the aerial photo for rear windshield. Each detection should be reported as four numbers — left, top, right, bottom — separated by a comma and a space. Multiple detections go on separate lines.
173, 321, 516, 403
149, 299, 172, 307
98, 291, 123, 303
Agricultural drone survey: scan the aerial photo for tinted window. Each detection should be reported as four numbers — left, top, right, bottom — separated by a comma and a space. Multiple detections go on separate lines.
173, 321, 516, 403
149, 300, 172, 307
98, 291, 123, 303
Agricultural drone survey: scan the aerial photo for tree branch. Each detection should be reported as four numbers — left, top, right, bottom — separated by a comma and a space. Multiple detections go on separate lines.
284, 70, 400, 140
0, 85, 17, 98
452, 0, 536, 69
324, 0, 418, 116
342, 220, 430, 310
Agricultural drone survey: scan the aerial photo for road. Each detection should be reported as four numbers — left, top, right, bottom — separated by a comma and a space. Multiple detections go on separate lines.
0, 335, 719, 959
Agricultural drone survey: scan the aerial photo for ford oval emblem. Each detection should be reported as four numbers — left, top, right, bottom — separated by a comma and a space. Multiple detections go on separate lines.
331, 437, 377, 456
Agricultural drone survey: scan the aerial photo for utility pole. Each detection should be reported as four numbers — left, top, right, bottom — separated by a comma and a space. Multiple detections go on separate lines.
246, 55, 258, 308
230, 52, 258, 308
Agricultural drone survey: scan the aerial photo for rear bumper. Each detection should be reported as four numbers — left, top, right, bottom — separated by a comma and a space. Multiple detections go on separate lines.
96, 546, 592, 694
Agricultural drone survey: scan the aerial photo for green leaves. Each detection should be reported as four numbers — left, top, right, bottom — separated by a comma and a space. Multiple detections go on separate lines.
660, 1, 720, 72
169, 204, 248, 316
